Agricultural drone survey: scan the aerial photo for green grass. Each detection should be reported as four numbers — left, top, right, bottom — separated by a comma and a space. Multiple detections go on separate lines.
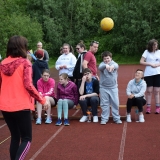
49, 54, 141, 68
48, 57, 56, 68
112, 54, 141, 64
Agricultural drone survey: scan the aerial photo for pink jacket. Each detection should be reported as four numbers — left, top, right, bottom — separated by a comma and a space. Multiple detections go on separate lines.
37, 78, 56, 98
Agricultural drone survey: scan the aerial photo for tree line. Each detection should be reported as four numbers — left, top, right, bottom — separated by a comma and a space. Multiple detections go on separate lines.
0, 0, 160, 61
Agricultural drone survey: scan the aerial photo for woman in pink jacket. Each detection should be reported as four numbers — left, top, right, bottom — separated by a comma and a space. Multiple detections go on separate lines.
0, 35, 49, 160
36, 69, 57, 124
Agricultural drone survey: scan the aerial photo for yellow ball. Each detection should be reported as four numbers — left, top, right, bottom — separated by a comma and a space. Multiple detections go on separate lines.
100, 17, 114, 31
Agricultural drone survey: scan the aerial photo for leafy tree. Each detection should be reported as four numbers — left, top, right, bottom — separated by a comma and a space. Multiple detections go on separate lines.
0, 0, 43, 58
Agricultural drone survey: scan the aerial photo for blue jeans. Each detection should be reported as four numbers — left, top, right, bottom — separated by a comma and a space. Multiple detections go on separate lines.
79, 96, 99, 116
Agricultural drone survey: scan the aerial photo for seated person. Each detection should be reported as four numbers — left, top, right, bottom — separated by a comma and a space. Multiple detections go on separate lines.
36, 69, 57, 124
56, 73, 78, 126
126, 69, 147, 122
79, 68, 99, 122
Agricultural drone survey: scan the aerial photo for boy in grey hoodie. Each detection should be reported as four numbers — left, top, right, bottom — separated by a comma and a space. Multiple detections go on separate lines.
98, 51, 122, 124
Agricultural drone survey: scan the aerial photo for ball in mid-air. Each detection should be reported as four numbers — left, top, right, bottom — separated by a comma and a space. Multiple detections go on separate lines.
100, 17, 114, 31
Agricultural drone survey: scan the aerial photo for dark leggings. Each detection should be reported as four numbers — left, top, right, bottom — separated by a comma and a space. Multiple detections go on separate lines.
126, 97, 146, 113
2, 110, 32, 160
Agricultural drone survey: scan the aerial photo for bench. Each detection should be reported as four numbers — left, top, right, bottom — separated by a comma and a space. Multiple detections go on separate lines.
0, 105, 138, 120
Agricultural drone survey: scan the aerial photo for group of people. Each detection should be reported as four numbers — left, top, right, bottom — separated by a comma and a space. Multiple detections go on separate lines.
53, 41, 123, 124
0, 35, 159, 160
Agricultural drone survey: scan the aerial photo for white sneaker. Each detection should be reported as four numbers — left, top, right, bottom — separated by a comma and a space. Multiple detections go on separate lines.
79, 116, 88, 122
115, 119, 122, 124
100, 121, 107, 125
126, 115, 132, 122
139, 114, 145, 122
93, 116, 98, 122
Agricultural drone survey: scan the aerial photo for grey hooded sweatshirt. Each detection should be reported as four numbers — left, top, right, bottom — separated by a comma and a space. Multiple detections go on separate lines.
126, 79, 146, 98
98, 60, 119, 89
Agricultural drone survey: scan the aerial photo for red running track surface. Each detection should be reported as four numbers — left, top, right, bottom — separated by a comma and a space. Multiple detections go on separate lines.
1, 65, 160, 160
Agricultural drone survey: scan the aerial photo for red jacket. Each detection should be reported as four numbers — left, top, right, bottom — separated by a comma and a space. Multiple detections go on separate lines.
0, 56, 46, 112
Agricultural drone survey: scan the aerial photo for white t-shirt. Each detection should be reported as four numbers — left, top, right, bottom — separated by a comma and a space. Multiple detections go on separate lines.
142, 49, 160, 76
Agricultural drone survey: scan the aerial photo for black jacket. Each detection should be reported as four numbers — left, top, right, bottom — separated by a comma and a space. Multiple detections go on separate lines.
79, 78, 99, 95
73, 52, 87, 79
32, 59, 49, 88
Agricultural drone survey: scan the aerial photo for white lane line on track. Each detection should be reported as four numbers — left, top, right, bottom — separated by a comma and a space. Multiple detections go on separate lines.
0, 136, 11, 145
29, 126, 64, 160
72, 109, 80, 116
29, 109, 80, 160
0, 123, 7, 129
118, 122, 127, 160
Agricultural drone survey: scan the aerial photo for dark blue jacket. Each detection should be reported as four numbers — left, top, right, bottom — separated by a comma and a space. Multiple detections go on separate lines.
32, 59, 49, 89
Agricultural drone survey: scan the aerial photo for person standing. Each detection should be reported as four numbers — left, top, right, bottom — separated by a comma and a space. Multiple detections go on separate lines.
55, 43, 77, 82
126, 69, 147, 122
36, 41, 49, 63
140, 39, 160, 114
0, 35, 49, 160
82, 41, 99, 79
32, 49, 49, 89
73, 40, 87, 86
98, 51, 122, 124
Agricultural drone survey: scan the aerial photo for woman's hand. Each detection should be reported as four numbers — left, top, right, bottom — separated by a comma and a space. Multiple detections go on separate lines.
43, 101, 49, 110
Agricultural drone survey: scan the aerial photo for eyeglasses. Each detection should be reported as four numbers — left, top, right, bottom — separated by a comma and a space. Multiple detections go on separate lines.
76, 48, 80, 50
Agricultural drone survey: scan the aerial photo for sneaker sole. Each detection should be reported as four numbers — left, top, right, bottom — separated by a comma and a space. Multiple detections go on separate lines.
146, 112, 151, 114
100, 122, 106, 125
139, 120, 145, 122
64, 124, 70, 126
45, 122, 52, 124
55, 123, 62, 126
79, 119, 88, 122
36, 123, 41, 125
115, 122, 122, 124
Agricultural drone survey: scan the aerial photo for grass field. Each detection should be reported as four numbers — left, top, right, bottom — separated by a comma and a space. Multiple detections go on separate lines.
49, 54, 141, 68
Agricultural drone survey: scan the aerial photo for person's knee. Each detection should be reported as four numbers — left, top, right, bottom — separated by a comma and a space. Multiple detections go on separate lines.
147, 88, 153, 94
62, 99, 68, 106
135, 98, 145, 107
90, 96, 99, 103
154, 89, 160, 95
57, 99, 63, 107
44, 96, 49, 100
79, 100, 86, 105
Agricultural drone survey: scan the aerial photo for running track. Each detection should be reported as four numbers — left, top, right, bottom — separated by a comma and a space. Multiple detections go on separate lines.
1, 65, 160, 160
